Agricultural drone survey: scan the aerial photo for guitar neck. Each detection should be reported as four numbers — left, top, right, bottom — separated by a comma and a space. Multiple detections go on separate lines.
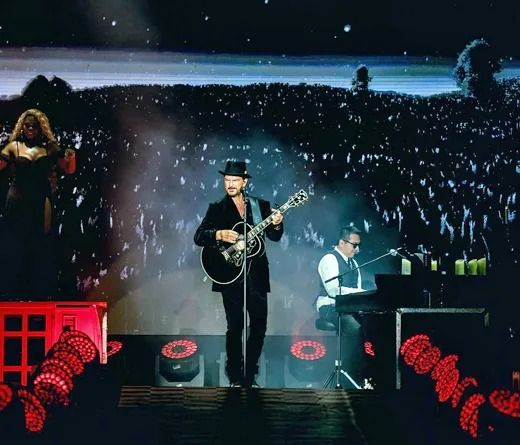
246, 201, 291, 241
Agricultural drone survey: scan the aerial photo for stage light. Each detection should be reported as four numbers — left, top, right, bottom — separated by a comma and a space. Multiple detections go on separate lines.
288, 339, 328, 382
33, 371, 73, 407
431, 354, 459, 381
459, 393, 486, 439
413, 346, 441, 375
436, 367, 460, 403
400, 334, 432, 366
161, 339, 198, 360
31, 356, 76, 408
489, 389, 520, 418
50, 343, 85, 375
290, 340, 327, 361
39, 357, 75, 380
451, 377, 478, 408
107, 340, 123, 358
363, 341, 376, 357
157, 339, 200, 382
0, 383, 13, 412
58, 330, 98, 363
431, 354, 460, 402
17, 388, 46, 433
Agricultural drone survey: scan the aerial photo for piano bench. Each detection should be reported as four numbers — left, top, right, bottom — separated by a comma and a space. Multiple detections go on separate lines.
315, 317, 337, 332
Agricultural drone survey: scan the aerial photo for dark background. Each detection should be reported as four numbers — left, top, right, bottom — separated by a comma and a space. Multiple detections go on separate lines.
1, 0, 519, 57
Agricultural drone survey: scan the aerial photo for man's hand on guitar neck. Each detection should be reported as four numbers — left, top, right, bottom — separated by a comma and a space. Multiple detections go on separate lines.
216, 229, 240, 243
271, 209, 283, 229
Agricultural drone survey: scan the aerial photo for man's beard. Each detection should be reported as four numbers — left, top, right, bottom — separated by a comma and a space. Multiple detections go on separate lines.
226, 188, 240, 196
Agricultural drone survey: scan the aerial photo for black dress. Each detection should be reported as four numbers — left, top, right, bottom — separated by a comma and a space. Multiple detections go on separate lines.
0, 144, 61, 299
5, 155, 55, 236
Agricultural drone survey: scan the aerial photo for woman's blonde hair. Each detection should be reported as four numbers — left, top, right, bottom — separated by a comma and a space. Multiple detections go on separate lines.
9, 108, 57, 145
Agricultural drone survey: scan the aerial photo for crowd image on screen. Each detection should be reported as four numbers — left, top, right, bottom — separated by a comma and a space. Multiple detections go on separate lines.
0, 71, 518, 300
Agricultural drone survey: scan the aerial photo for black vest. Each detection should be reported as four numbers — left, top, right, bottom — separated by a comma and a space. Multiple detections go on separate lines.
319, 250, 358, 296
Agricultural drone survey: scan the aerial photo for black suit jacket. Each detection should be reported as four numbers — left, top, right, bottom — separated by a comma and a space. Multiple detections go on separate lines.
194, 194, 283, 292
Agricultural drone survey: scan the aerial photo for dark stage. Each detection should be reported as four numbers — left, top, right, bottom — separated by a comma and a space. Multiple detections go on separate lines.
0, 291, 517, 444
2, 346, 518, 445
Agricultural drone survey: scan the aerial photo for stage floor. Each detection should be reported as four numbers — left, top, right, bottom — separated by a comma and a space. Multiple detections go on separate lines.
117, 386, 408, 444
2, 334, 518, 444
112, 386, 519, 444
3, 384, 516, 444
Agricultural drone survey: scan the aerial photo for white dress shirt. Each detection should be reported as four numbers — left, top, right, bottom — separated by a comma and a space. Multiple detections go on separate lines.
316, 246, 364, 311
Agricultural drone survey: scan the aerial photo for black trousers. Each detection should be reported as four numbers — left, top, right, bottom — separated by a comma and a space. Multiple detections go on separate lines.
221, 283, 267, 382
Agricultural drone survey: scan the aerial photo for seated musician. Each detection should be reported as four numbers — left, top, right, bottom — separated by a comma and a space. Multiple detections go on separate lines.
316, 225, 371, 387
316, 226, 365, 322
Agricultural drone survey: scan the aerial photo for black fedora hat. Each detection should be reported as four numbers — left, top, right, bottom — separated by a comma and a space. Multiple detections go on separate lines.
218, 161, 251, 178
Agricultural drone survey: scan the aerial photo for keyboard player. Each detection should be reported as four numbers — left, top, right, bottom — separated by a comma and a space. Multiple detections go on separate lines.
316, 226, 369, 386
316, 226, 365, 320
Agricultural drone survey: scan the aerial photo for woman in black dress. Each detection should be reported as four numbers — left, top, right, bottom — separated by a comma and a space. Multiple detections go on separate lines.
0, 109, 76, 299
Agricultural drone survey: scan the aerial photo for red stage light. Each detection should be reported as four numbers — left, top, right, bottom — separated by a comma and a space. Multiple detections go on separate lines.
468, 409, 480, 439
158, 339, 200, 382
59, 330, 98, 363
459, 393, 486, 439
489, 390, 520, 418
400, 334, 430, 354
33, 371, 73, 407
17, 388, 46, 433
400, 334, 432, 366
290, 340, 327, 360
400, 334, 498, 439
413, 345, 441, 375
364, 341, 376, 357
50, 345, 85, 375
0, 383, 13, 412
431, 354, 460, 402
436, 367, 460, 403
431, 354, 459, 381
39, 357, 75, 380
161, 339, 198, 360
107, 340, 123, 357
34, 372, 72, 394
33, 383, 70, 407
451, 377, 478, 408
288, 339, 328, 382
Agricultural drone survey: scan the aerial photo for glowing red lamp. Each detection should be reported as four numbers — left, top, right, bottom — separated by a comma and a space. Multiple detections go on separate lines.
288, 339, 328, 382
158, 339, 200, 382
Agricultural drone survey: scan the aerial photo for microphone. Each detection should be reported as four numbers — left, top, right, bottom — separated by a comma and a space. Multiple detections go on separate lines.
389, 247, 407, 259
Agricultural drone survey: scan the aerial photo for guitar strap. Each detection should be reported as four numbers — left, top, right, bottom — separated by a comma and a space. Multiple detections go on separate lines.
249, 197, 263, 226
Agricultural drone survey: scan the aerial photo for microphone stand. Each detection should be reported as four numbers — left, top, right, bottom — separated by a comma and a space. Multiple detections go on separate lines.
241, 187, 248, 383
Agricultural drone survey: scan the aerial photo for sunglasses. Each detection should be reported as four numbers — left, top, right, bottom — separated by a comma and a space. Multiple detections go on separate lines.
343, 239, 361, 249
24, 122, 40, 129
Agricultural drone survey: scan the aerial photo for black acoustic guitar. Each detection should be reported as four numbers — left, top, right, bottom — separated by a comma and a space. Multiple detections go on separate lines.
200, 190, 309, 284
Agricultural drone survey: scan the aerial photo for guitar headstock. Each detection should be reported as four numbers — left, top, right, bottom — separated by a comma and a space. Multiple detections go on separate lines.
287, 189, 309, 208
